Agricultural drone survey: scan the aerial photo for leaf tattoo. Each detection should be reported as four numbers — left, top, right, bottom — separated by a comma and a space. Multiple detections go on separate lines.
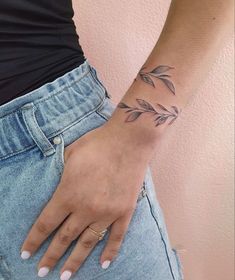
137, 65, 176, 95
117, 99, 180, 127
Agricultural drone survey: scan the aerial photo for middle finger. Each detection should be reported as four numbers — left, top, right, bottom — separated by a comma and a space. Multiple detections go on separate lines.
59, 222, 110, 280
37, 213, 90, 277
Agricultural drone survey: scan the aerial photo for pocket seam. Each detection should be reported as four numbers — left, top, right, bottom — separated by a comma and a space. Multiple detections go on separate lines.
145, 193, 177, 280
89, 66, 108, 96
95, 98, 116, 122
172, 248, 184, 280
95, 110, 110, 122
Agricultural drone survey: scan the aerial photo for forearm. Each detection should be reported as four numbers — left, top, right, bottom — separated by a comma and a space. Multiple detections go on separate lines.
105, 0, 233, 159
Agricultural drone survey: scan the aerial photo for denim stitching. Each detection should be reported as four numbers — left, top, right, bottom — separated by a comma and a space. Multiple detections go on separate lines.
172, 248, 184, 280
33, 70, 96, 107
54, 134, 65, 176
95, 98, 116, 121
95, 110, 110, 122
89, 67, 106, 95
25, 105, 55, 155
145, 193, 176, 280
0, 96, 106, 161
0, 69, 92, 120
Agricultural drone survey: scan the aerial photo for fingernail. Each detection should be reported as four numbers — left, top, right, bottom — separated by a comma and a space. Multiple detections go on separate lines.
60, 270, 72, 280
38, 266, 50, 277
101, 260, 111, 269
20, 251, 31, 260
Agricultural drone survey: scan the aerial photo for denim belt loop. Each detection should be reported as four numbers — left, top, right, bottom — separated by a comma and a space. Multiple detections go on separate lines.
21, 102, 56, 157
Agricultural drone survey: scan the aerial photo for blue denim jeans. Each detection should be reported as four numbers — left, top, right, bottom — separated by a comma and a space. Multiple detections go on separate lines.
0, 59, 184, 280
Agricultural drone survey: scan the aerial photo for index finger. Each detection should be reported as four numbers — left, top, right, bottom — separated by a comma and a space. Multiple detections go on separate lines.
20, 193, 70, 259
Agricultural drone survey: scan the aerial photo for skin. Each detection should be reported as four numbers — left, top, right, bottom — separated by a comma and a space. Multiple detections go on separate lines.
20, 0, 233, 278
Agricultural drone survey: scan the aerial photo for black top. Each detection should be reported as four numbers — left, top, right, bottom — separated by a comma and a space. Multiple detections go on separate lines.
0, 0, 86, 106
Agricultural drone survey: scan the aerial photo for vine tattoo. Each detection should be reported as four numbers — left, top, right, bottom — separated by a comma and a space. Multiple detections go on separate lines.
136, 65, 175, 95
120, 64, 178, 127
118, 99, 179, 127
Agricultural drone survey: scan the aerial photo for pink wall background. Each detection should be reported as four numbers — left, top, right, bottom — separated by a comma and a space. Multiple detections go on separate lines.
73, 1, 234, 279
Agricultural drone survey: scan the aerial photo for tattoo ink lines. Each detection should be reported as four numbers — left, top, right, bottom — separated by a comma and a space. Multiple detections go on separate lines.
118, 99, 179, 127
120, 64, 179, 127
136, 65, 176, 95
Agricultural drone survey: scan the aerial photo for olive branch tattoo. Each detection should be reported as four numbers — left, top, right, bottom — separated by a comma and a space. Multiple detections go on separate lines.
137, 65, 175, 95
118, 99, 179, 127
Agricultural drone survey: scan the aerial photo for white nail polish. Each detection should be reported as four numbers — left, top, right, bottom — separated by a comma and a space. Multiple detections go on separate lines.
101, 260, 111, 269
20, 251, 31, 260
60, 270, 72, 280
38, 266, 50, 277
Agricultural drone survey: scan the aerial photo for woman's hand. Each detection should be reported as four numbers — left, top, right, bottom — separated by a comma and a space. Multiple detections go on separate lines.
20, 121, 150, 279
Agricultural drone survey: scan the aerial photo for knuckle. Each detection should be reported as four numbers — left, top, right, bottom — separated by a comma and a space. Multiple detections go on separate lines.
58, 232, 73, 246
36, 220, 51, 235
64, 224, 80, 239
109, 247, 119, 256
88, 197, 113, 214
46, 254, 59, 263
88, 201, 105, 214
113, 206, 125, 216
69, 257, 83, 267
80, 238, 96, 249
111, 233, 124, 243
26, 239, 38, 249
109, 203, 127, 216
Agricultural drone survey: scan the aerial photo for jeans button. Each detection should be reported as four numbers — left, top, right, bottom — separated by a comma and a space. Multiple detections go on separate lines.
53, 136, 61, 145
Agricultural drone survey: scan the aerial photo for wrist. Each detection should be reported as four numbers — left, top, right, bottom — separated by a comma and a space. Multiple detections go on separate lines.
103, 112, 161, 162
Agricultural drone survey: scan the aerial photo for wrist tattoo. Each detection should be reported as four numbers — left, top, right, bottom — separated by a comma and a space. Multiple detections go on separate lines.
136, 65, 175, 95
118, 99, 179, 127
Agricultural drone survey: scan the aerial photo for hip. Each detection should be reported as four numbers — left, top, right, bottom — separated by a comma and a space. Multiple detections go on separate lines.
0, 59, 183, 280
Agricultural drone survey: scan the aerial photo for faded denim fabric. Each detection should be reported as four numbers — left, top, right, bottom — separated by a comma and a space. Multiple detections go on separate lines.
0, 59, 184, 280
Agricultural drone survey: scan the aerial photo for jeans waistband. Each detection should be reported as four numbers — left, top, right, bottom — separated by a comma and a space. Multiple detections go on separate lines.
0, 59, 107, 160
